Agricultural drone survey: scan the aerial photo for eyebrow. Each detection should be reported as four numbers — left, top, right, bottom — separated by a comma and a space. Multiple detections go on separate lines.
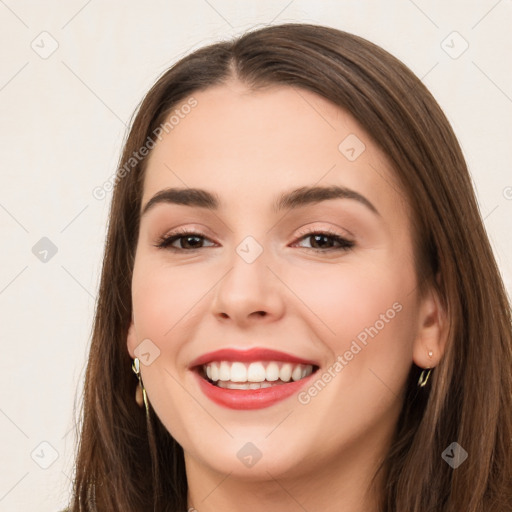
140, 185, 379, 218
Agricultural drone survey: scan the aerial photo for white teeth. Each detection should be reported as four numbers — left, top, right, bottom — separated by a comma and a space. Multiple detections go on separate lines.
230, 362, 247, 382
247, 362, 266, 382
219, 361, 230, 381
291, 365, 303, 381
202, 360, 315, 386
211, 362, 219, 381
265, 362, 280, 381
279, 363, 293, 382
217, 381, 273, 390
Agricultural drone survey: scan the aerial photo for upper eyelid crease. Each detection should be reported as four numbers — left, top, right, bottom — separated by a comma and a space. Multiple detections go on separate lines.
140, 185, 380, 218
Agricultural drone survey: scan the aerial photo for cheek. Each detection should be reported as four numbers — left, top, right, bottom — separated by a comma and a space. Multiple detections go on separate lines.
132, 258, 208, 341
284, 251, 419, 394
287, 261, 418, 445
131, 259, 207, 442
288, 257, 412, 339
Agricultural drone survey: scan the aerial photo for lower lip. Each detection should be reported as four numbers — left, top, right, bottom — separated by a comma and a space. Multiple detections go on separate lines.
193, 370, 316, 410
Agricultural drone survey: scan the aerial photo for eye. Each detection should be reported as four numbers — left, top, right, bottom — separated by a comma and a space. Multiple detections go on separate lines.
154, 227, 355, 253
292, 228, 355, 252
154, 228, 216, 251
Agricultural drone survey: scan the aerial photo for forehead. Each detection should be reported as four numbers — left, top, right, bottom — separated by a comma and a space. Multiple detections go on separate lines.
141, 82, 407, 218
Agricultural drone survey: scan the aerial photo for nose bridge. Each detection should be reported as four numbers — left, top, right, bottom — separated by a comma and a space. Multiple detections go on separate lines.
212, 230, 284, 321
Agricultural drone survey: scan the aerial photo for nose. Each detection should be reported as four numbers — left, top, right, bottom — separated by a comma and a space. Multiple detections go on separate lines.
211, 241, 285, 327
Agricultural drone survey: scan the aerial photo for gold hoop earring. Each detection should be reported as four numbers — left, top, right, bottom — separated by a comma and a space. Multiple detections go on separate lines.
132, 357, 149, 414
418, 368, 432, 387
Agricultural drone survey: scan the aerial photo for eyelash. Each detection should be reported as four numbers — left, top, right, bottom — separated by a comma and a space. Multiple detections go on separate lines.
154, 227, 355, 253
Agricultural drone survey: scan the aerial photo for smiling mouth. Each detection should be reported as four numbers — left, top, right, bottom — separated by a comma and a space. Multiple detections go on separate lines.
196, 360, 320, 390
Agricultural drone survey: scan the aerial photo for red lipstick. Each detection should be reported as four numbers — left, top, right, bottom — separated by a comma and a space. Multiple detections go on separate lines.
189, 347, 319, 410
193, 371, 315, 409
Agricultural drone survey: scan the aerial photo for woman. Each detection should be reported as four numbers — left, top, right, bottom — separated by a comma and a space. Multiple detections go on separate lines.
68, 23, 512, 511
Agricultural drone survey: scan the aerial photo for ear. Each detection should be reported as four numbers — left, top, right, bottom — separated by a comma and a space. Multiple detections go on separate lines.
126, 314, 137, 359
412, 279, 449, 369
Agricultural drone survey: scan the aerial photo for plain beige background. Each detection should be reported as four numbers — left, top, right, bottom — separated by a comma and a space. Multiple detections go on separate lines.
0, 1, 511, 510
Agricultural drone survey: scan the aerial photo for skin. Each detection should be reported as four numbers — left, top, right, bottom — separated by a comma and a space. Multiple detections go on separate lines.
127, 80, 448, 512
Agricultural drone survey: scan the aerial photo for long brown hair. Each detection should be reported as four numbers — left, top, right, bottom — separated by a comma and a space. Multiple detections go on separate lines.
70, 23, 512, 511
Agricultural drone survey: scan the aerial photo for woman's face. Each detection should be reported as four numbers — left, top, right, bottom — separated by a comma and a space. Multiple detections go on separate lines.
127, 81, 443, 484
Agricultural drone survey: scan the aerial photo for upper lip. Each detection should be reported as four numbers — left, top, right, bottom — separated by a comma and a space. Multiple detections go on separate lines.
189, 347, 320, 369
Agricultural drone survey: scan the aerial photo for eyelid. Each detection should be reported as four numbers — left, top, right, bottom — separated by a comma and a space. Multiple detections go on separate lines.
293, 224, 353, 240
290, 225, 355, 251
154, 226, 216, 251
154, 224, 355, 252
